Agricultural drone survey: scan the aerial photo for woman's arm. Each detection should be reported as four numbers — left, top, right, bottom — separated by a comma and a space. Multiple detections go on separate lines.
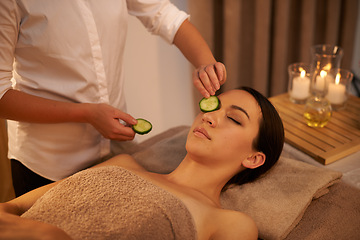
0, 212, 73, 240
0, 182, 73, 240
173, 19, 227, 98
0, 181, 59, 216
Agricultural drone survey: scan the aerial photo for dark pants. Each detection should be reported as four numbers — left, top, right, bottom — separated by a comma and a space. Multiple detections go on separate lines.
11, 159, 54, 197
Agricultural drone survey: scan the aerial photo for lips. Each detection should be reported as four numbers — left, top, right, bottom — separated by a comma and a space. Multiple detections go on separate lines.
193, 127, 211, 140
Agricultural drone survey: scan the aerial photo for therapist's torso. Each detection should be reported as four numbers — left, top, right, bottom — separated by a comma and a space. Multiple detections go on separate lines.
1, 0, 188, 180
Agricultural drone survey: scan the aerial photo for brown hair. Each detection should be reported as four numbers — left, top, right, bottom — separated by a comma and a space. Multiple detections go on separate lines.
223, 86, 284, 191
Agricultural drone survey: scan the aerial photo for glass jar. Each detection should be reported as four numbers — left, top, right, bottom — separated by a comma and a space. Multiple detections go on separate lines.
303, 96, 332, 128
310, 45, 343, 98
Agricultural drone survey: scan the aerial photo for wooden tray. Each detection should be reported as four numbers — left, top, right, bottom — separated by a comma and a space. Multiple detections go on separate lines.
270, 93, 360, 165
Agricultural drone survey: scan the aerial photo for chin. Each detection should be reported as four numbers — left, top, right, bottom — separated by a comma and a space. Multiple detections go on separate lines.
185, 137, 214, 159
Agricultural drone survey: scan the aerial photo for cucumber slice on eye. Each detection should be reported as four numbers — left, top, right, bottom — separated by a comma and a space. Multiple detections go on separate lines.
132, 118, 152, 135
199, 96, 220, 112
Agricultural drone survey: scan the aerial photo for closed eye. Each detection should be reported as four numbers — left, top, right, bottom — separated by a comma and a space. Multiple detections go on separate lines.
228, 116, 242, 125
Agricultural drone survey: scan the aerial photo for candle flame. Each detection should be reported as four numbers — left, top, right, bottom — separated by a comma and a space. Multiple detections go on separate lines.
300, 70, 306, 78
320, 70, 327, 78
323, 63, 331, 71
335, 73, 341, 85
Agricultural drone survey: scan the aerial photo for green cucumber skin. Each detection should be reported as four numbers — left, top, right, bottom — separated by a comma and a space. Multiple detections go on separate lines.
199, 96, 220, 112
132, 118, 152, 135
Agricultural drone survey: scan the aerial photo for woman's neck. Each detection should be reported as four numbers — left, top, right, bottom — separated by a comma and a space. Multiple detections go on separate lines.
164, 154, 233, 207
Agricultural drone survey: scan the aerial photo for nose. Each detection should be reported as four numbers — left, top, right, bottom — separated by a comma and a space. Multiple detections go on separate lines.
202, 112, 217, 127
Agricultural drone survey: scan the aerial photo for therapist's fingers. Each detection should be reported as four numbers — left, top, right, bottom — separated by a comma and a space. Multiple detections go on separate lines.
98, 118, 136, 141
193, 63, 225, 98
109, 110, 137, 141
115, 111, 137, 126
204, 64, 220, 91
86, 103, 136, 141
193, 69, 211, 98
111, 123, 136, 141
214, 62, 227, 85
193, 66, 216, 98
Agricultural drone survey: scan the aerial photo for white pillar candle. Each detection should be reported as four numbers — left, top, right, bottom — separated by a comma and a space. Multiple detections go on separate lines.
315, 70, 327, 91
326, 74, 346, 104
290, 71, 310, 100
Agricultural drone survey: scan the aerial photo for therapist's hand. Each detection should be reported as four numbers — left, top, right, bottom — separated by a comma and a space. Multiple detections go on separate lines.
0, 212, 73, 240
85, 103, 137, 141
193, 62, 227, 98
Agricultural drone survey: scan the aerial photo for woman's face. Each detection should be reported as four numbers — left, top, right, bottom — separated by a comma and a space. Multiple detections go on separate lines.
186, 89, 262, 168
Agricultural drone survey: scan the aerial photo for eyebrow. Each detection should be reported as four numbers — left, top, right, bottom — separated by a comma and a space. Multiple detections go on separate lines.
230, 105, 250, 119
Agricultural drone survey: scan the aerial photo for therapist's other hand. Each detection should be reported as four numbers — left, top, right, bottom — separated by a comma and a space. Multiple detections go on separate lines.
85, 103, 137, 141
193, 62, 227, 98
0, 212, 73, 240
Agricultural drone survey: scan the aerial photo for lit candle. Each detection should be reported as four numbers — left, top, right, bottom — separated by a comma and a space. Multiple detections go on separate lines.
326, 73, 346, 104
315, 70, 327, 91
291, 70, 310, 100
323, 63, 332, 71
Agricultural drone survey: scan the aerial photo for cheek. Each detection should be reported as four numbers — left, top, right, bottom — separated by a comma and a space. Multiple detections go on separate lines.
219, 131, 255, 156
192, 114, 203, 126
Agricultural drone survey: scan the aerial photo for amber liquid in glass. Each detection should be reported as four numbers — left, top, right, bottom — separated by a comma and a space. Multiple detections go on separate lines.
303, 96, 332, 128
303, 110, 332, 127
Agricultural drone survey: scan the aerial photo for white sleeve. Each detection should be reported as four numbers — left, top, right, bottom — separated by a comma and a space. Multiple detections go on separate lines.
0, 0, 19, 99
126, 0, 190, 44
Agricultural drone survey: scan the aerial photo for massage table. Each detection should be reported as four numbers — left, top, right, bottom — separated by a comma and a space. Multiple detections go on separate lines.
124, 126, 360, 240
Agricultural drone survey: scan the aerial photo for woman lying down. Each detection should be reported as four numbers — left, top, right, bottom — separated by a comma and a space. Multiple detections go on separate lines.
0, 87, 284, 240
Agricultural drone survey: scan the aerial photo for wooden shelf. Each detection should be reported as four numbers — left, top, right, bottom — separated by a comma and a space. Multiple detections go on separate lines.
270, 93, 360, 165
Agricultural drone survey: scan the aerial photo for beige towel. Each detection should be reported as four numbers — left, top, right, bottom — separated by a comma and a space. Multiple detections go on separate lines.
221, 157, 342, 240
22, 166, 196, 240
285, 181, 360, 240
132, 126, 343, 240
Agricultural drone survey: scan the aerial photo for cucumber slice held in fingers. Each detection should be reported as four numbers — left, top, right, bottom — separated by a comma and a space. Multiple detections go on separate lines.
132, 118, 152, 135
199, 95, 220, 112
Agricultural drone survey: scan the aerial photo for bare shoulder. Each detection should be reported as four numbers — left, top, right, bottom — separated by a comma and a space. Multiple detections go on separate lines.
94, 154, 146, 171
211, 209, 258, 240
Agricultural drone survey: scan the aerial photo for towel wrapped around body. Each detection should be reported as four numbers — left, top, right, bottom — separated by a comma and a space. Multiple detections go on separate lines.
21, 166, 197, 240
